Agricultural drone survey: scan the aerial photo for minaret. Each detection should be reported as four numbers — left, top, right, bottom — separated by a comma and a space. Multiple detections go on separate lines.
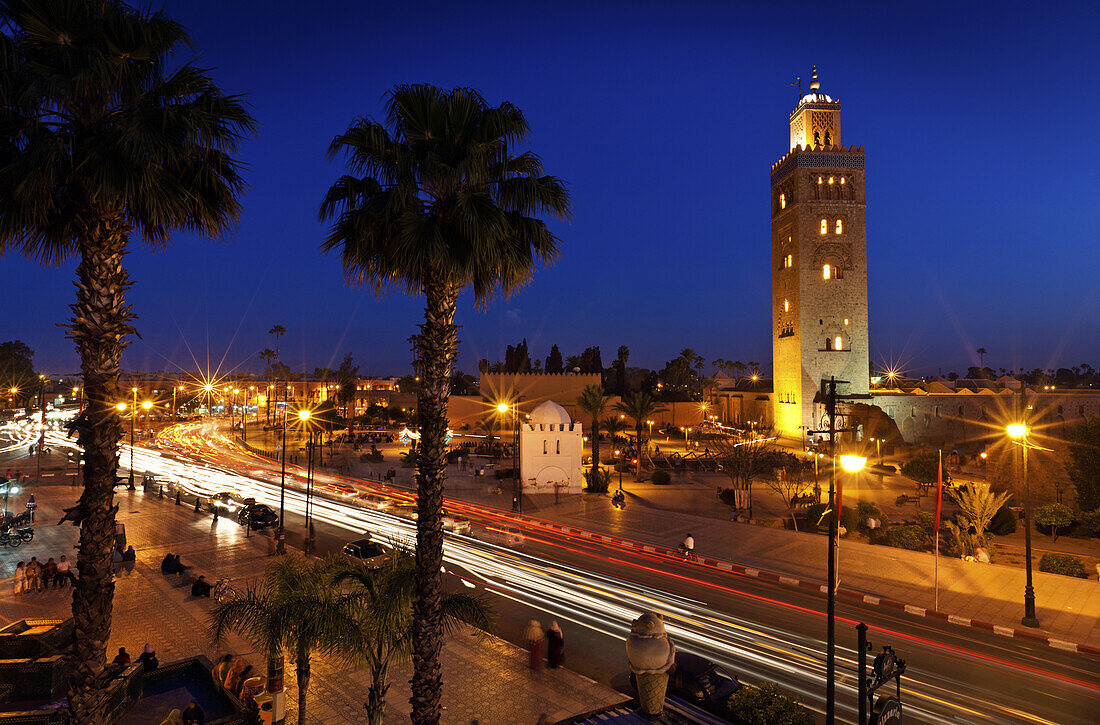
771, 68, 869, 441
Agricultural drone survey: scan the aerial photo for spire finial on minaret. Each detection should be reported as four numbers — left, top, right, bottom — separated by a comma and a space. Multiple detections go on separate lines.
809, 65, 820, 91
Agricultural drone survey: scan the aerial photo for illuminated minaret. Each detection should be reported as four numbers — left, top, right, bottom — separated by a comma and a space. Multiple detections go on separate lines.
771, 67, 869, 440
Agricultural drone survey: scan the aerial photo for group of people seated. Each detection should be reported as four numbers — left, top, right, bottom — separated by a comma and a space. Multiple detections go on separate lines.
160, 552, 218, 597
160, 552, 189, 575
213, 654, 266, 708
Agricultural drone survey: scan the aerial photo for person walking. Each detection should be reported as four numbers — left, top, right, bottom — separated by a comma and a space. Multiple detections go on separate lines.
25, 557, 41, 592
55, 555, 76, 587
546, 620, 564, 668
524, 619, 544, 670
12, 561, 26, 596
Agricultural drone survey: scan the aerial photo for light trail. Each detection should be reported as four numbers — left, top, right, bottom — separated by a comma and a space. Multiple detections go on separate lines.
9, 416, 1095, 724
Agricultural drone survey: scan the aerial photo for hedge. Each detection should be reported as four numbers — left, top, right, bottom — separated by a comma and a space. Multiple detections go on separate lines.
1038, 553, 1088, 578
651, 469, 671, 485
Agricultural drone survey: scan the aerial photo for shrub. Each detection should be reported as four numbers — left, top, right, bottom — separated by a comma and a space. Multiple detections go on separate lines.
360, 451, 384, 463
856, 501, 882, 525
988, 504, 1017, 535
884, 524, 927, 551
1033, 503, 1075, 539
718, 488, 737, 507
1038, 553, 1088, 579
651, 469, 671, 485
915, 510, 935, 531
727, 682, 814, 725
584, 467, 610, 493
840, 506, 861, 535
1083, 508, 1100, 538
804, 502, 828, 531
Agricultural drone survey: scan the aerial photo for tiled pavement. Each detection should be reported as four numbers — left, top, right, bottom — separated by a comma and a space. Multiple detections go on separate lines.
0, 475, 627, 724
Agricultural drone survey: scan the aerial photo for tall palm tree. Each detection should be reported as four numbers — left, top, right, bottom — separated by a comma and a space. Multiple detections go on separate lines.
209, 555, 361, 725
576, 385, 606, 476
269, 324, 286, 363
319, 84, 570, 724
616, 345, 630, 396
977, 347, 987, 372
333, 549, 493, 725
614, 392, 668, 481
260, 349, 276, 378
0, 3, 254, 719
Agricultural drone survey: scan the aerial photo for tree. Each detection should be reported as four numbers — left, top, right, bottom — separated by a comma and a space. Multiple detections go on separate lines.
614, 392, 668, 481
259, 349, 276, 379
269, 325, 287, 363
0, 3, 255, 719
320, 84, 570, 725
977, 347, 987, 371
333, 549, 492, 725
900, 451, 951, 501
576, 385, 606, 472
602, 416, 629, 475
949, 484, 1011, 547
336, 353, 360, 432
580, 345, 603, 374
1033, 503, 1075, 540
763, 456, 812, 531
1066, 416, 1100, 512
727, 682, 814, 725
616, 345, 630, 396
0, 340, 35, 397
209, 555, 361, 725
545, 344, 564, 374
712, 429, 781, 517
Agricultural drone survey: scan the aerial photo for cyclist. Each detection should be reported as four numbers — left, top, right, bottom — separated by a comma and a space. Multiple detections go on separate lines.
680, 533, 696, 561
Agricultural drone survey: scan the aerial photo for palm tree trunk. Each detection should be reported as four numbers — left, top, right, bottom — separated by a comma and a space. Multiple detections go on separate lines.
634, 424, 642, 481
366, 660, 389, 725
410, 279, 459, 725
66, 215, 135, 724
296, 644, 310, 725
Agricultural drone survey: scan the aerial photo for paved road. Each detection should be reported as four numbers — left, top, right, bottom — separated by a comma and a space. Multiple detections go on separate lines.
30, 421, 1100, 724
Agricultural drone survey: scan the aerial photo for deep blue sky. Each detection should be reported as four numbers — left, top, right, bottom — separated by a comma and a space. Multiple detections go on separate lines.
6, 0, 1100, 379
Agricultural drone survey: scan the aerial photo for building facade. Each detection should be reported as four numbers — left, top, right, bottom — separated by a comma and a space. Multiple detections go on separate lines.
519, 400, 584, 494
771, 67, 869, 440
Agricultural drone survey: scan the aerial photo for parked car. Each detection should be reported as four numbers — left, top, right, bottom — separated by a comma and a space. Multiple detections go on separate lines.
342, 537, 390, 569
237, 503, 279, 530
631, 652, 741, 718
476, 524, 524, 548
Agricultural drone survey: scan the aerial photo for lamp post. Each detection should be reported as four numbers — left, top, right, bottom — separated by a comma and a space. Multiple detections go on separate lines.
498, 402, 521, 513
1007, 421, 1040, 627
126, 387, 138, 489
299, 408, 316, 553
276, 385, 289, 554
34, 375, 46, 486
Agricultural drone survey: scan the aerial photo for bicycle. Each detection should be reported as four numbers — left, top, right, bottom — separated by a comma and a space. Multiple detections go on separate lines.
678, 544, 698, 562
213, 577, 238, 603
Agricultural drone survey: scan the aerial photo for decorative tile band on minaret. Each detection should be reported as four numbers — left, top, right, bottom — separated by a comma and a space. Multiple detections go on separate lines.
771, 68, 870, 442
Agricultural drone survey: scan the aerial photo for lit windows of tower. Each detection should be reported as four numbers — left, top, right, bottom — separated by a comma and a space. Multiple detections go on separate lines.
820, 219, 828, 235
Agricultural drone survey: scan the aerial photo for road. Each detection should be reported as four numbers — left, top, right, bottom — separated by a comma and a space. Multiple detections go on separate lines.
12, 416, 1099, 725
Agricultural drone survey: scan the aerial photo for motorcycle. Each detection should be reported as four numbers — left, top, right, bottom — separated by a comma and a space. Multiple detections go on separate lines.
16, 527, 33, 542
0, 531, 22, 548
611, 490, 626, 509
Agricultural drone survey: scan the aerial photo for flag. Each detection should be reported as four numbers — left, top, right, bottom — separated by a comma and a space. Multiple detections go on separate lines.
933, 450, 944, 536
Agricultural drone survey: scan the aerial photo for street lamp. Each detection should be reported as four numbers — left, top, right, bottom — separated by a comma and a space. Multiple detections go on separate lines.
498, 402, 521, 513
826, 452, 865, 725
1007, 423, 1040, 627
299, 408, 316, 553
125, 387, 138, 489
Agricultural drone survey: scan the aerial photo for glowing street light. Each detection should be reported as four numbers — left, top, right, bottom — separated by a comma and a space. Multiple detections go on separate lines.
839, 454, 866, 473
1007, 421, 1039, 627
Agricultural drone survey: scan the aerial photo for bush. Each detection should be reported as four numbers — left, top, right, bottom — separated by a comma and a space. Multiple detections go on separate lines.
718, 487, 737, 507
840, 506, 861, 535
856, 501, 883, 525
584, 467, 610, 493
360, 451, 383, 463
1084, 508, 1100, 538
727, 682, 814, 725
651, 469, 671, 485
883, 524, 927, 551
804, 502, 828, 531
493, 467, 518, 479
988, 504, 1017, 535
1033, 503, 1075, 539
1038, 553, 1089, 579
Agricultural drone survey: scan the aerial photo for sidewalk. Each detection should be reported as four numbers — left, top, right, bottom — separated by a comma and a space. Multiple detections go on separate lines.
329, 452, 1100, 653
0, 474, 627, 724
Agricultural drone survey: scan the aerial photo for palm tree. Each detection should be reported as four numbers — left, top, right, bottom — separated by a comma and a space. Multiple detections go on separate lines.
616, 345, 630, 396
319, 84, 570, 724
977, 347, 987, 372
260, 349, 276, 378
614, 392, 668, 481
333, 549, 493, 725
209, 555, 361, 725
269, 325, 287, 363
0, 4, 254, 720
576, 385, 606, 476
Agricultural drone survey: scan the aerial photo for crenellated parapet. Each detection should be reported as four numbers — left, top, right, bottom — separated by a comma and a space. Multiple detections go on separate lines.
771, 144, 866, 182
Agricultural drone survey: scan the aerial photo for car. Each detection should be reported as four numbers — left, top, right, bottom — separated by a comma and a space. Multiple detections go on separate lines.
206, 491, 248, 516
237, 503, 279, 530
342, 537, 390, 569
356, 493, 395, 512
388, 503, 472, 535
476, 524, 524, 548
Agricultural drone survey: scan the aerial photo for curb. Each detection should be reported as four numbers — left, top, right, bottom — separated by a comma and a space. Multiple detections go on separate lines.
516, 516, 1100, 659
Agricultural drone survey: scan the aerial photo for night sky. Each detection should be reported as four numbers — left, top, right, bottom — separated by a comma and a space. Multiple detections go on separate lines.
5, 0, 1100, 379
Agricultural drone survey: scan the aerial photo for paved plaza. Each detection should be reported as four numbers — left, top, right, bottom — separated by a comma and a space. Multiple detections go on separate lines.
0, 465, 627, 724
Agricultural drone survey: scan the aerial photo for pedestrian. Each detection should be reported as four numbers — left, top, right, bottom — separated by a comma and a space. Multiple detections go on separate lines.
546, 620, 564, 668
55, 555, 76, 587
524, 619, 544, 670
138, 643, 159, 671
113, 647, 131, 665
12, 561, 26, 596
181, 699, 205, 725
42, 557, 58, 589
26, 557, 41, 592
